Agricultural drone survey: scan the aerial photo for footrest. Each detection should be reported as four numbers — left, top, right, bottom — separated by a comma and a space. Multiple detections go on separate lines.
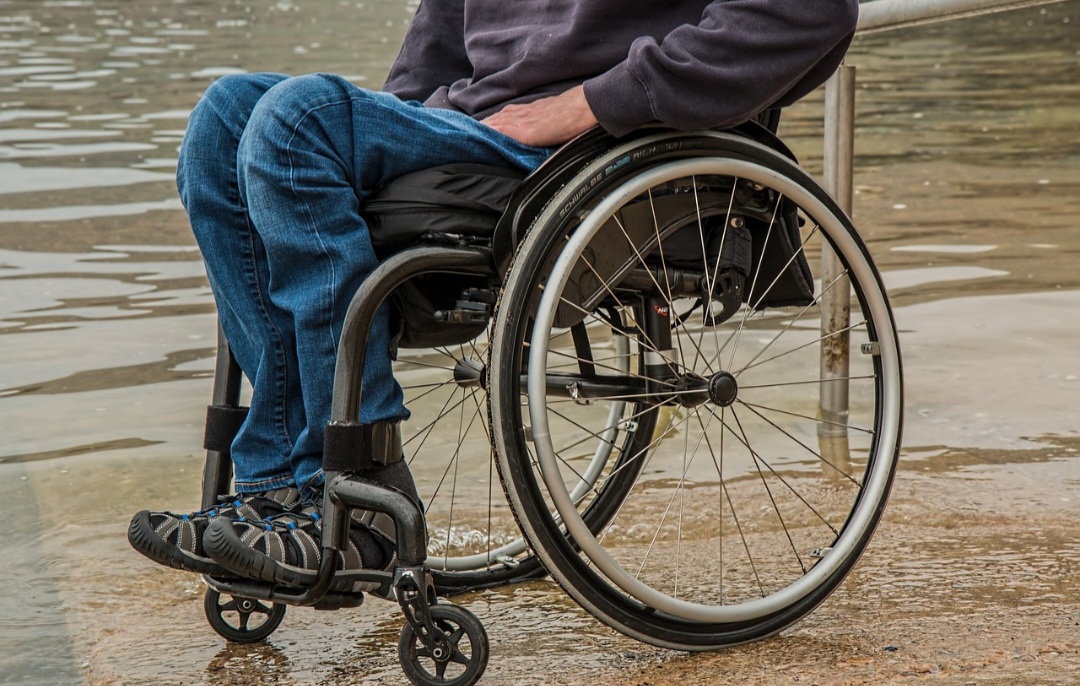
311, 592, 366, 611
206, 576, 369, 610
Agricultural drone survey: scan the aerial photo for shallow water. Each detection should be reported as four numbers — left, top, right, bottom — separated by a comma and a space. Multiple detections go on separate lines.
1, 1, 1079, 684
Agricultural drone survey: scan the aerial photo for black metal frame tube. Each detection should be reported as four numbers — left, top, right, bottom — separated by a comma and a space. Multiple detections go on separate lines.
642, 296, 677, 384
541, 372, 648, 401
331, 245, 493, 422
326, 473, 428, 566
201, 322, 243, 510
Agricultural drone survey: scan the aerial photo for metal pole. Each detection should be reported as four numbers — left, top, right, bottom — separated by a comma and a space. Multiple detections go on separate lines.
859, 0, 1070, 33
201, 322, 241, 509
820, 64, 856, 433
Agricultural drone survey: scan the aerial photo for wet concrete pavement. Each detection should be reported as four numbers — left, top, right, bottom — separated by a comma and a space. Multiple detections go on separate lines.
2, 1, 1080, 684
6, 289, 1079, 686
8, 432, 1080, 685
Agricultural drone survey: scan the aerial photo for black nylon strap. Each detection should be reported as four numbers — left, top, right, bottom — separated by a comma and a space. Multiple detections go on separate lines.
203, 405, 249, 453
323, 420, 404, 472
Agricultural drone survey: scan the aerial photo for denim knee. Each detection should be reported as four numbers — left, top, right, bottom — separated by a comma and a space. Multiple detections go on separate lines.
177, 73, 286, 202
235, 74, 389, 178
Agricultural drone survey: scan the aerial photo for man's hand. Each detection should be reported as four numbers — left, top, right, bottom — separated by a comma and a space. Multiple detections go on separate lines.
481, 85, 599, 148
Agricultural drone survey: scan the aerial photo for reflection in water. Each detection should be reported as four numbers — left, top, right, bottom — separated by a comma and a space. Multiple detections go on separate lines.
0, 0, 1077, 684
818, 433, 853, 483
0, 466, 81, 684
204, 642, 292, 684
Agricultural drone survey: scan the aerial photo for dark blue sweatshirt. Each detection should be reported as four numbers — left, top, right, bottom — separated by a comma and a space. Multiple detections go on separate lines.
382, 0, 859, 137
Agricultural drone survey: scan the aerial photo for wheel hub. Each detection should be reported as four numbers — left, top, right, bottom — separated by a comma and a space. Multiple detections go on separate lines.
708, 371, 738, 407
672, 370, 739, 407
453, 357, 485, 388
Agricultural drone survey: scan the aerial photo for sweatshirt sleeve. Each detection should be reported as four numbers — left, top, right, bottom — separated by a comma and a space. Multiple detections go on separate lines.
582, 0, 860, 137
382, 0, 472, 102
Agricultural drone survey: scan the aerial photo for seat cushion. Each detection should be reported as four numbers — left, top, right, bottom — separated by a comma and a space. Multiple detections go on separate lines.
362, 163, 525, 256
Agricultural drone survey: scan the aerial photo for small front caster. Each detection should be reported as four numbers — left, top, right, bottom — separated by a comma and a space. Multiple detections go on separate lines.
398, 604, 489, 686
203, 588, 286, 643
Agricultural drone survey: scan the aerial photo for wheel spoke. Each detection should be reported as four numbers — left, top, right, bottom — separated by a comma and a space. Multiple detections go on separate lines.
450, 650, 471, 666
586, 212, 709, 374
404, 385, 463, 455
693, 409, 725, 604
593, 406, 695, 545
547, 336, 662, 382
726, 192, 784, 371
545, 393, 658, 454
736, 319, 867, 378
590, 403, 699, 495
443, 387, 468, 567
401, 380, 457, 391
737, 400, 862, 487
421, 390, 481, 510
553, 292, 673, 372
730, 406, 807, 573
707, 218, 826, 379
688, 176, 731, 374
739, 374, 875, 390
404, 380, 463, 408
733, 263, 847, 376
398, 358, 458, 372
705, 403, 843, 535
722, 478, 765, 598
635, 407, 712, 580
738, 399, 873, 435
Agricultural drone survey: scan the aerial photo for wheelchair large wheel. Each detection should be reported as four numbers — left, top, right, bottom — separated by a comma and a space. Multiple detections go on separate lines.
398, 331, 656, 593
489, 131, 903, 649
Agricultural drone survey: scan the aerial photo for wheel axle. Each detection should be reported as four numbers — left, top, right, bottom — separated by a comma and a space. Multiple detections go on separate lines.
671, 370, 738, 408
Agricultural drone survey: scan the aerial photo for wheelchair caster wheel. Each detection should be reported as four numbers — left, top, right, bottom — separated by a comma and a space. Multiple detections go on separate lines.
203, 589, 286, 643
398, 604, 489, 686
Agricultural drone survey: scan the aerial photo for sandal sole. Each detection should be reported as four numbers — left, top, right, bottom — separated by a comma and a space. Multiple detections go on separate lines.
127, 510, 234, 577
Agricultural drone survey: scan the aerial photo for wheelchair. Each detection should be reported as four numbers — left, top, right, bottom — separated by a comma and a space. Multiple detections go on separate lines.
195, 114, 904, 686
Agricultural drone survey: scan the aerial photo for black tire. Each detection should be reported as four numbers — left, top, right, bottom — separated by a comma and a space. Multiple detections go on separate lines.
489, 131, 903, 649
398, 604, 489, 686
203, 589, 286, 643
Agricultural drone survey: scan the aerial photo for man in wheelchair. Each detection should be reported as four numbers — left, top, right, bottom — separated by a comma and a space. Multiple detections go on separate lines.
129, 0, 860, 591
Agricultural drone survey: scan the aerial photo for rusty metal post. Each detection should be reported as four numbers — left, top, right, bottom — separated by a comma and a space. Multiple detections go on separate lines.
820, 64, 856, 433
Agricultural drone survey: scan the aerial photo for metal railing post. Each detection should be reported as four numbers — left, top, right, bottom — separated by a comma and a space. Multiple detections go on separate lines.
813, 0, 1069, 427
859, 0, 1070, 33
820, 64, 857, 433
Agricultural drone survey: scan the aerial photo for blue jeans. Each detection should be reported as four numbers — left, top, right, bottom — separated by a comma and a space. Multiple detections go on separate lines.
177, 73, 551, 494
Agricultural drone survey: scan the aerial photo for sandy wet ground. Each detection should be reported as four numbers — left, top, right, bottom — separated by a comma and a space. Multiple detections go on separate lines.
4, 289, 1078, 686
6, 438, 1080, 686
